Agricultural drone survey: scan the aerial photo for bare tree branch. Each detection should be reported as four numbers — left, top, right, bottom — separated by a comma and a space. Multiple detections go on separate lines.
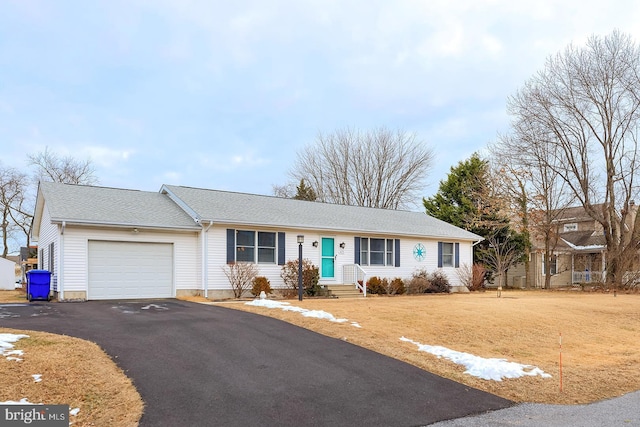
506, 30, 640, 290
28, 147, 99, 185
288, 127, 433, 209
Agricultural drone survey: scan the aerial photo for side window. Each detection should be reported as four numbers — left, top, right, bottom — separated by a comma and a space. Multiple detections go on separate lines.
441, 242, 454, 267
49, 242, 55, 274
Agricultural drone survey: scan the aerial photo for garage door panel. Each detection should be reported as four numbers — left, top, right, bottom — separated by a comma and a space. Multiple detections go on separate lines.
88, 241, 173, 300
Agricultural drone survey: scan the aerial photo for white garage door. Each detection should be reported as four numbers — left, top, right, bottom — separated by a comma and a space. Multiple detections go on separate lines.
88, 241, 174, 300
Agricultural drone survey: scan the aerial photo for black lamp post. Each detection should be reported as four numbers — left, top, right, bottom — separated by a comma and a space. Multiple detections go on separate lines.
297, 235, 304, 301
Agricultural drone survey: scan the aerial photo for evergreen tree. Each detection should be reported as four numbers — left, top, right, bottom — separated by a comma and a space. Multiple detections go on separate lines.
424, 153, 527, 284
423, 153, 500, 236
293, 179, 317, 201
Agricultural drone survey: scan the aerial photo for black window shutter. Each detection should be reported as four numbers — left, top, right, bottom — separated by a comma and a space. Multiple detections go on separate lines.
277, 232, 286, 265
394, 239, 400, 267
455, 242, 460, 268
226, 229, 235, 264
354, 237, 361, 265
437, 242, 443, 268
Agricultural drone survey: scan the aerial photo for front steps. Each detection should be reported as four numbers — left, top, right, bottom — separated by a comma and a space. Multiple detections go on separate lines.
325, 284, 365, 299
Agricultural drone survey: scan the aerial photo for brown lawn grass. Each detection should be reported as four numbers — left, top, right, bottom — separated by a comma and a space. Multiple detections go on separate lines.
0, 328, 143, 426
0, 289, 28, 303
1, 289, 638, 427
218, 290, 640, 405
1, 289, 143, 426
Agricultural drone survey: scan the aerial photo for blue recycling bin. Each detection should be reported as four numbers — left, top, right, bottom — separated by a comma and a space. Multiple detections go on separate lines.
27, 270, 52, 301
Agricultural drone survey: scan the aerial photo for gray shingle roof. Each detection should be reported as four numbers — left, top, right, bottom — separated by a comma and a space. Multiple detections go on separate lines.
39, 182, 199, 229
560, 231, 606, 249
162, 185, 482, 241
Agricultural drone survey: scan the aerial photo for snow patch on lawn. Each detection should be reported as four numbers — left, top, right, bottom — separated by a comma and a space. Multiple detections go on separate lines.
0, 398, 41, 405
400, 336, 552, 381
1, 334, 82, 420
246, 299, 354, 324
1, 333, 29, 361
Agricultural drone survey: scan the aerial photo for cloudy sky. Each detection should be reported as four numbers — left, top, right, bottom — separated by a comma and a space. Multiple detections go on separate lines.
2, 0, 640, 203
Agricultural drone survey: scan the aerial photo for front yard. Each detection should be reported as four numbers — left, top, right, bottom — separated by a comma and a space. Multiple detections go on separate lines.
227, 290, 640, 405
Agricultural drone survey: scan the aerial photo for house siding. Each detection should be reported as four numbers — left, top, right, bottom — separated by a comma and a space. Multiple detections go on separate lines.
61, 226, 200, 298
36, 202, 60, 290
34, 183, 483, 299
206, 225, 474, 293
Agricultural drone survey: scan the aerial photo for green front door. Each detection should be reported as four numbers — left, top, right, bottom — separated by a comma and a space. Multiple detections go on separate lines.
321, 237, 335, 279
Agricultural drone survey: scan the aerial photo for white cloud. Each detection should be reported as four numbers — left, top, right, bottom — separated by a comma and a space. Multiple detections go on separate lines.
81, 146, 135, 168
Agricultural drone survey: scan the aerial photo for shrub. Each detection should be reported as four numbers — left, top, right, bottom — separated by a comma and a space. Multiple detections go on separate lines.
471, 264, 486, 291
367, 276, 387, 295
222, 262, 259, 298
251, 276, 272, 297
280, 259, 321, 296
406, 269, 451, 294
427, 270, 451, 293
386, 278, 406, 295
406, 269, 430, 294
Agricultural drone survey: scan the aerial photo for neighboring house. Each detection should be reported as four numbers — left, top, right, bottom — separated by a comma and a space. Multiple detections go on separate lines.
507, 204, 626, 289
0, 257, 17, 290
31, 182, 483, 301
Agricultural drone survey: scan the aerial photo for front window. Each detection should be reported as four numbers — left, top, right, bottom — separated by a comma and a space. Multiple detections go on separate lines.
236, 230, 276, 264
257, 232, 276, 263
359, 238, 394, 266
370, 238, 385, 265
360, 238, 369, 266
442, 242, 454, 267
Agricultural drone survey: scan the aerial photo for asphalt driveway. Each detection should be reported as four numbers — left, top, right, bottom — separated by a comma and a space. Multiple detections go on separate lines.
0, 300, 512, 426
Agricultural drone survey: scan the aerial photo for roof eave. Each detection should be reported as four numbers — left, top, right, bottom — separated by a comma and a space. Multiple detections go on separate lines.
160, 185, 201, 223
49, 218, 201, 231
206, 218, 481, 241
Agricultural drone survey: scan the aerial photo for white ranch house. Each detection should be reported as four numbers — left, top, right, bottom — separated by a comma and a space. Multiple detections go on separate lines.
32, 182, 482, 300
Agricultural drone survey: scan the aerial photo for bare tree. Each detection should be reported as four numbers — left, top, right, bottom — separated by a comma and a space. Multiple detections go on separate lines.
491, 132, 575, 289
222, 262, 259, 298
28, 147, 98, 185
469, 164, 528, 289
290, 127, 433, 209
507, 30, 640, 292
0, 166, 29, 257
272, 183, 295, 198
476, 226, 528, 290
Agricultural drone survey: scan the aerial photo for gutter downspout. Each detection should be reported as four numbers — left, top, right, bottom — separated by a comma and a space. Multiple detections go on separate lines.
472, 238, 483, 259
59, 221, 65, 301
201, 221, 213, 299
